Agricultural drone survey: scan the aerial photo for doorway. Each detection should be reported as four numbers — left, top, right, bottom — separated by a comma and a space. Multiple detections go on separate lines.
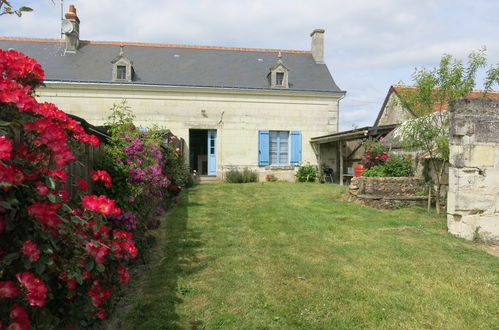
189, 129, 217, 176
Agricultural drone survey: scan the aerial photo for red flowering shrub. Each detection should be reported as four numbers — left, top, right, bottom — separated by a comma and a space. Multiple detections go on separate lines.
359, 137, 390, 169
0, 50, 139, 327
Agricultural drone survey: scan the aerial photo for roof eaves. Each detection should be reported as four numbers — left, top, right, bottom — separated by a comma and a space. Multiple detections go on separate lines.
44, 79, 346, 95
310, 124, 396, 144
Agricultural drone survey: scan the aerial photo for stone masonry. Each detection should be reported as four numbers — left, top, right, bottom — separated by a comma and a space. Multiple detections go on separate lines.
349, 177, 426, 209
447, 98, 499, 241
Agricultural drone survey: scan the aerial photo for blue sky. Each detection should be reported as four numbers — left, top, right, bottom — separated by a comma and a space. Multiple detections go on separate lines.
1, 0, 498, 130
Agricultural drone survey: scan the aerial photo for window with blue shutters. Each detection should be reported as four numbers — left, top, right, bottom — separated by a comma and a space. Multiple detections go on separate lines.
258, 130, 301, 166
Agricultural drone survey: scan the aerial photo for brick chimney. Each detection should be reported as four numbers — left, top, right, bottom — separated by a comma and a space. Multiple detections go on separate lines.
310, 29, 325, 63
63, 4, 80, 53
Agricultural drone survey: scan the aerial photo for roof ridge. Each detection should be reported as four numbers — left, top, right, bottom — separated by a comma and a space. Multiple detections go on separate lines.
391, 84, 499, 94
0, 36, 312, 54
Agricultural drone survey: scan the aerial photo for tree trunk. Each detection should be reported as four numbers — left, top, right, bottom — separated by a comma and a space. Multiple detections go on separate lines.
427, 185, 432, 213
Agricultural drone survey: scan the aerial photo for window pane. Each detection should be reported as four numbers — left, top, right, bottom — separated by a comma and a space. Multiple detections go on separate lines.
117, 66, 126, 79
270, 131, 278, 164
280, 131, 289, 163
276, 72, 284, 85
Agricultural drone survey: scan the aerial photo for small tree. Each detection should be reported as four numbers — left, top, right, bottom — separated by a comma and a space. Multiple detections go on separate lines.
400, 48, 498, 214
0, 0, 32, 16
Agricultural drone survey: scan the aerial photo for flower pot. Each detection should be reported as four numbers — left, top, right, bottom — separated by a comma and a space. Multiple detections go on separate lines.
354, 163, 365, 177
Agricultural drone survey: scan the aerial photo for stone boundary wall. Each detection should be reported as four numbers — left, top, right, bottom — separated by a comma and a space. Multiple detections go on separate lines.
447, 98, 499, 242
349, 177, 426, 209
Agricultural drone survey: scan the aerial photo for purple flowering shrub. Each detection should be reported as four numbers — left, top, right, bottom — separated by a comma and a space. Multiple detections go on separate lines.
98, 101, 193, 243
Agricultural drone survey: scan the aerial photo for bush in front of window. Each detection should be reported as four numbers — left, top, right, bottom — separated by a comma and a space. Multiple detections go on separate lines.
295, 164, 318, 182
265, 174, 278, 182
225, 168, 258, 183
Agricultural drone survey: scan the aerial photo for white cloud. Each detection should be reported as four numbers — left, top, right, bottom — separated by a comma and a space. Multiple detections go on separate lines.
1, 0, 497, 132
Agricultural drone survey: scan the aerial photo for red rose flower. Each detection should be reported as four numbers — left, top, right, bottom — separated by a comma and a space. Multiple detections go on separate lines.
49, 168, 67, 184
93, 308, 107, 320
21, 240, 41, 262
0, 281, 19, 298
9, 304, 30, 330
85, 241, 109, 265
27, 201, 62, 228
16, 272, 48, 307
82, 195, 119, 215
90, 170, 112, 188
58, 187, 70, 203
75, 178, 89, 191
116, 266, 131, 283
87, 280, 112, 307
0, 136, 13, 160
35, 181, 49, 196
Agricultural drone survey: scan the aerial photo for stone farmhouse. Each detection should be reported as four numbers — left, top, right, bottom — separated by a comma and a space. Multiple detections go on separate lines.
0, 5, 345, 182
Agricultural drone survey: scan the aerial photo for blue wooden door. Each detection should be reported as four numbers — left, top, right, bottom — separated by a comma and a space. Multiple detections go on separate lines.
207, 130, 217, 176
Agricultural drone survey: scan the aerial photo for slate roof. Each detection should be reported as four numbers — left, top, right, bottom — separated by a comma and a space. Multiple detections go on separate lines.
0, 37, 344, 93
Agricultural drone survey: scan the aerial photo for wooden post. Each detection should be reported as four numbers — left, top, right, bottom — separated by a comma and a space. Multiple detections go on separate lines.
339, 140, 344, 185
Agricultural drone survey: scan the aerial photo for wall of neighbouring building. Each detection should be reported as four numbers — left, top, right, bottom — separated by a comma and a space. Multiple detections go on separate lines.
37, 83, 340, 181
447, 98, 499, 241
376, 92, 413, 126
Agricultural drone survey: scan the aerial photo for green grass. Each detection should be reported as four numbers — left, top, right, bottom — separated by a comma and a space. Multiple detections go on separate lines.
123, 183, 498, 329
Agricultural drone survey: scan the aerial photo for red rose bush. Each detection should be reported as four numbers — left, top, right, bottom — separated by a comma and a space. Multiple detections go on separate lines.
0, 49, 140, 328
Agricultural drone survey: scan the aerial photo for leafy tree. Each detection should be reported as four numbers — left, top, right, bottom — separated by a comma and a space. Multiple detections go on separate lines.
0, 0, 32, 16
400, 48, 498, 214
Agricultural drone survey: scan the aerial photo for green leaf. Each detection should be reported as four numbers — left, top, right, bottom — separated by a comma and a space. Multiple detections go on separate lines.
62, 203, 73, 212
47, 194, 58, 203
18, 6, 33, 12
75, 272, 83, 285
0, 201, 12, 210
35, 261, 46, 275
86, 260, 95, 272
71, 215, 85, 225
42, 246, 54, 254
46, 176, 56, 190
7, 196, 19, 206
96, 263, 105, 273
4, 252, 19, 263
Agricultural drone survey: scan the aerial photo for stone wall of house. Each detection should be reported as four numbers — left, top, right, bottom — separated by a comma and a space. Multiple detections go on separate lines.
37, 83, 341, 181
447, 98, 499, 241
349, 176, 426, 209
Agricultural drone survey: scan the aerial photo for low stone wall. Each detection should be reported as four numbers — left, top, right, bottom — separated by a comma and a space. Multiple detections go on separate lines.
349, 177, 426, 209
447, 98, 499, 242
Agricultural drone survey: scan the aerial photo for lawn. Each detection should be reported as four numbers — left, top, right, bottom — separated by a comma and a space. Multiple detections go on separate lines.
122, 183, 498, 329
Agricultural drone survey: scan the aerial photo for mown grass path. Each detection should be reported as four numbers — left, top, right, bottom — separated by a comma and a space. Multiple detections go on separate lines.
123, 183, 498, 329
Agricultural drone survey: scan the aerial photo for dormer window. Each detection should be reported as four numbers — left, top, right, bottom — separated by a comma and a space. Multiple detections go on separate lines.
111, 45, 133, 82
269, 52, 289, 89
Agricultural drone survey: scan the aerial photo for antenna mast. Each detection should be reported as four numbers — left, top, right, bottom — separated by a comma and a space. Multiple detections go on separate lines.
60, 0, 64, 38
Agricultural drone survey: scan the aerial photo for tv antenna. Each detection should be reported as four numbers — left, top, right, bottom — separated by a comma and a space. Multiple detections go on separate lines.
60, 0, 64, 38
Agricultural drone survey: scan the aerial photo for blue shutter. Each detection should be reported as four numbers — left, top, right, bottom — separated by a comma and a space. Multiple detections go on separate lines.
290, 131, 302, 166
258, 130, 270, 166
